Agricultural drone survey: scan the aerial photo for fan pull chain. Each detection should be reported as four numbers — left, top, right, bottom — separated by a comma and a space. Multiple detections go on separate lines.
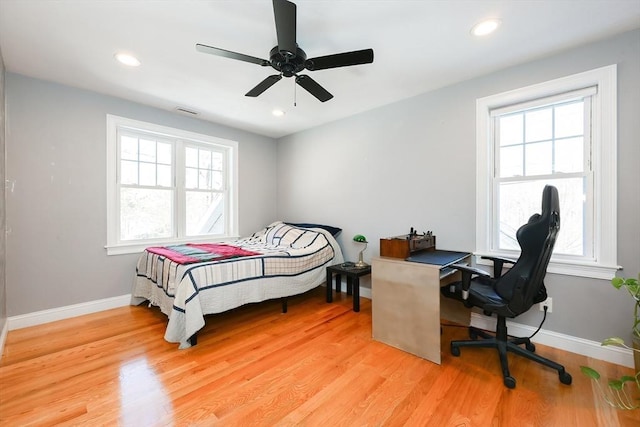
293, 78, 297, 107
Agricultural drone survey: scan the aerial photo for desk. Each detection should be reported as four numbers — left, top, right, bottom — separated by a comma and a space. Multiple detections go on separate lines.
371, 251, 471, 364
326, 263, 371, 312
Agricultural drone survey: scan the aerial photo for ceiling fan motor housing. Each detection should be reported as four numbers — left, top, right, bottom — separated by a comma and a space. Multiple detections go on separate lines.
269, 46, 307, 77
196, 0, 373, 101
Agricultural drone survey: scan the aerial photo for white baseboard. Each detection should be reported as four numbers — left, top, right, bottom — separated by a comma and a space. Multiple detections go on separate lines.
0, 319, 8, 357
360, 287, 372, 299
470, 312, 634, 368
7, 294, 132, 331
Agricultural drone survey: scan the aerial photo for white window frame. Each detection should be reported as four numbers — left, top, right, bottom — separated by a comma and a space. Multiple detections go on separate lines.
106, 115, 239, 255
476, 65, 619, 279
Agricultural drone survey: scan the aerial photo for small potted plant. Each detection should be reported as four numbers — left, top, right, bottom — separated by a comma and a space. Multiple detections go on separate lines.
581, 274, 640, 410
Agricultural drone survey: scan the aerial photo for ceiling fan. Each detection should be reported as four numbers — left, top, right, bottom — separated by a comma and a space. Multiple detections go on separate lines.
196, 0, 374, 102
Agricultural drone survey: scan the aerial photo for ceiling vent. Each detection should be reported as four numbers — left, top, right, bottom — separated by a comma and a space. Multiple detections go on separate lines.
175, 107, 199, 116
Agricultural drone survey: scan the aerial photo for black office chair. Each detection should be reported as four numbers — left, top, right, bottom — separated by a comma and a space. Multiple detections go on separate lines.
441, 185, 572, 388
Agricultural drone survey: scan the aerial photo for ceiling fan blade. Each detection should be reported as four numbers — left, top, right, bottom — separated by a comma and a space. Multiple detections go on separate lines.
245, 75, 283, 97
273, 0, 296, 56
295, 75, 333, 102
305, 48, 374, 71
196, 43, 270, 66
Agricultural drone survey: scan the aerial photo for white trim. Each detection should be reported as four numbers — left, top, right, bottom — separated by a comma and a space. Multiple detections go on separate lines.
476, 65, 618, 279
474, 253, 619, 280
360, 287, 372, 300
7, 294, 132, 330
0, 319, 8, 359
470, 312, 634, 368
105, 114, 239, 255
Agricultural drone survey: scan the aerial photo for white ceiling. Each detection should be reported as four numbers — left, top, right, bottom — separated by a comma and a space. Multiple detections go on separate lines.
1, 0, 639, 138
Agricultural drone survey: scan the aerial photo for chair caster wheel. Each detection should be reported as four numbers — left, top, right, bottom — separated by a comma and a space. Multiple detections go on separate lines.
560, 371, 572, 385
526, 342, 536, 352
504, 376, 516, 389
451, 345, 460, 357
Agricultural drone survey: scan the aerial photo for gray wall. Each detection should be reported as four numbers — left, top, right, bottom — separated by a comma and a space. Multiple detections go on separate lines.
0, 44, 6, 333
5, 74, 278, 316
276, 29, 640, 343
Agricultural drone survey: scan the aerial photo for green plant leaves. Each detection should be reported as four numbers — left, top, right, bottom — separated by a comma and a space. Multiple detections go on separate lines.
580, 366, 601, 379
602, 337, 626, 347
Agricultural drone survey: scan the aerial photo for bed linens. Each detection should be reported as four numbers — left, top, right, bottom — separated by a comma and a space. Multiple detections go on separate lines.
131, 221, 344, 348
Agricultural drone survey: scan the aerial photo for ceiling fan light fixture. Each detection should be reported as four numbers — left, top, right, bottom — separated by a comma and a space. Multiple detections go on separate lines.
114, 52, 141, 67
471, 19, 501, 37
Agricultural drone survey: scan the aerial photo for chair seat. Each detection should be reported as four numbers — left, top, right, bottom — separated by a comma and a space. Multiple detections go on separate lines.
442, 278, 516, 318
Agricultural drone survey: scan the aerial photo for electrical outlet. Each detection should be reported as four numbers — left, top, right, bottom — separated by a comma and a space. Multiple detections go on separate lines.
539, 297, 553, 313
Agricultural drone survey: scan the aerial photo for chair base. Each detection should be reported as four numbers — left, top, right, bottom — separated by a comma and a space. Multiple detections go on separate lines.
451, 316, 572, 389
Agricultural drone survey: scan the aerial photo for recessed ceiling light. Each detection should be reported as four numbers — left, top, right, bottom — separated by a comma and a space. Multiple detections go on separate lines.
272, 109, 285, 117
471, 19, 501, 37
114, 52, 141, 67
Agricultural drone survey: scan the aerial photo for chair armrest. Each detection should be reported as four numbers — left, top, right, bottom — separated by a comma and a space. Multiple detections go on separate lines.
448, 264, 490, 300
481, 256, 517, 278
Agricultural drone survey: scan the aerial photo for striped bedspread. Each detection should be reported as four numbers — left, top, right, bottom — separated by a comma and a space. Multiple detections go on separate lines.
131, 221, 344, 348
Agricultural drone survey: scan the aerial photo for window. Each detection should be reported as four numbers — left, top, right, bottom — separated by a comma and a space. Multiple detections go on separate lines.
106, 115, 238, 255
476, 65, 618, 279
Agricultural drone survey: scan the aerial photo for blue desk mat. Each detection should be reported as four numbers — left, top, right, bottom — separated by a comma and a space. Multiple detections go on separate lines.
405, 250, 470, 266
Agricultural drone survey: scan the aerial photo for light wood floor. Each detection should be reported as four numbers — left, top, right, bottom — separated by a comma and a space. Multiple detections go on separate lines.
1, 287, 639, 426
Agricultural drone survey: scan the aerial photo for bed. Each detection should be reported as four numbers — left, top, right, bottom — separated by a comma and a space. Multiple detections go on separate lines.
131, 221, 344, 348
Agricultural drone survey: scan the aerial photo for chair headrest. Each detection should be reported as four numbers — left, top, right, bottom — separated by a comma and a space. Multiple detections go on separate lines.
541, 185, 560, 228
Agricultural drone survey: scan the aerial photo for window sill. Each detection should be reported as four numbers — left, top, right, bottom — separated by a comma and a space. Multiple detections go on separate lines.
474, 252, 620, 280
105, 235, 241, 256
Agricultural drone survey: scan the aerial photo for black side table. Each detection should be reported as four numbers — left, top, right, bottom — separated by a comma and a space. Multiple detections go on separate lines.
326, 263, 372, 312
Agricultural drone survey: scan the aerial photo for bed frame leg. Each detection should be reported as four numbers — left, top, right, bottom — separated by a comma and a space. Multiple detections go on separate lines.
281, 297, 288, 313
188, 333, 198, 346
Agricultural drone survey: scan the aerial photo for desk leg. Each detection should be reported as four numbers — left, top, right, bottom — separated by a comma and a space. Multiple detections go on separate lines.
326, 270, 333, 303
353, 277, 360, 312
346, 276, 353, 295
335, 274, 342, 293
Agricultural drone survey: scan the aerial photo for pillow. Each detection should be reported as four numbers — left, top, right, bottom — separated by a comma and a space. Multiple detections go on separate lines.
285, 222, 342, 237
265, 222, 305, 247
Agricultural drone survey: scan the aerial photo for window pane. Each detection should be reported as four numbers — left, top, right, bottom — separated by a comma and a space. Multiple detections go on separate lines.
525, 141, 552, 176
525, 108, 552, 142
199, 149, 212, 169
555, 137, 584, 173
157, 142, 172, 165
498, 181, 541, 250
185, 147, 198, 168
555, 102, 583, 138
212, 152, 223, 170
499, 114, 523, 146
500, 145, 523, 177
121, 136, 138, 160
139, 139, 156, 163
185, 167, 198, 189
498, 178, 585, 255
121, 160, 138, 185
212, 171, 223, 190
157, 165, 172, 187
186, 192, 224, 236
199, 170, 211, 190
139, 163, 156, 186
120, 188, 173, 240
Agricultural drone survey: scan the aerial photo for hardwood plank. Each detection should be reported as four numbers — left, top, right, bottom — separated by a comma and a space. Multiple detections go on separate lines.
1, 287, 638, 426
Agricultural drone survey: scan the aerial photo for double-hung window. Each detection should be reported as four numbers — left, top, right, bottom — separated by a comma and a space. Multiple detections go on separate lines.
476, 65, 618, 279
106, 115, 238, 255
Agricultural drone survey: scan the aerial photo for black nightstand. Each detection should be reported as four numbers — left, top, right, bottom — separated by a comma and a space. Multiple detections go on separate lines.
326, 263, 371, 312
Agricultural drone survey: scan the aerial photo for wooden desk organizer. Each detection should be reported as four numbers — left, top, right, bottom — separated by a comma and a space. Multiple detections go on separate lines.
380, 234, 436, 259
